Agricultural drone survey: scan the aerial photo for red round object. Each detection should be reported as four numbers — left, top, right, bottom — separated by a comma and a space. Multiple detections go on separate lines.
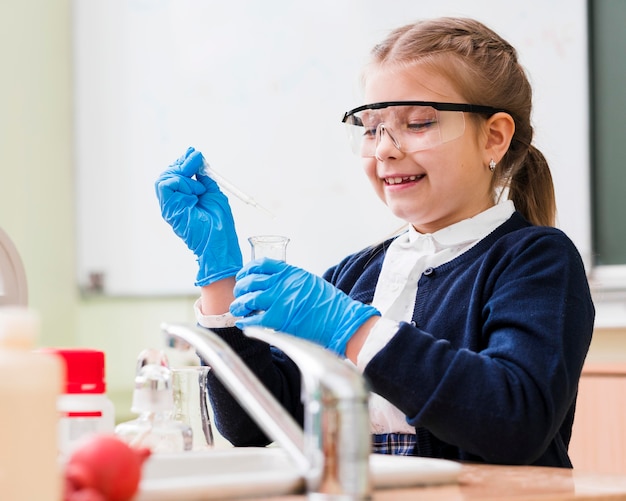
65, 434, 151, 501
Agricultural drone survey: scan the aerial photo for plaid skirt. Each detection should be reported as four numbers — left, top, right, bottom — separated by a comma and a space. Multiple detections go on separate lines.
371, 433, 416, 455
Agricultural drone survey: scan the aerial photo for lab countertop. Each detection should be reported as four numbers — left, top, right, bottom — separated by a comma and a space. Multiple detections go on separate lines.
253, 463, 626, 501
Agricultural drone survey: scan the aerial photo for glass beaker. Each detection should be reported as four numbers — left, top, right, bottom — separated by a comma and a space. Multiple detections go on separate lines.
248, 235, 289, 261
171, 366, 214, 451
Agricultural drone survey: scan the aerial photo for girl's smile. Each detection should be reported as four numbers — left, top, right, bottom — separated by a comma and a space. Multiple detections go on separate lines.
383, 174, 425, 186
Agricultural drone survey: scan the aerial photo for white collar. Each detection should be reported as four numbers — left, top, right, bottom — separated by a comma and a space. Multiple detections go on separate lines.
405, 200, 515, 249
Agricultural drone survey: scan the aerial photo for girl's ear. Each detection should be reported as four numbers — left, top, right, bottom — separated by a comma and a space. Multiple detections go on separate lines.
483, 112, 515, 165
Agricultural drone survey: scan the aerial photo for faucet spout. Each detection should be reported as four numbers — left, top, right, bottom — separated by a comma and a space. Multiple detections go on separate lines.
161, 322, 371, 500
161, 322, 308, 473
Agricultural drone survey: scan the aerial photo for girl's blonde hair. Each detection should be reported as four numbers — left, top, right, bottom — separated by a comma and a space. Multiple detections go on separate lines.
367, 17, 556, 227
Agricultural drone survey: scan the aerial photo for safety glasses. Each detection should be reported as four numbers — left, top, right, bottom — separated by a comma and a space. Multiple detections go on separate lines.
341, 101, 505, 157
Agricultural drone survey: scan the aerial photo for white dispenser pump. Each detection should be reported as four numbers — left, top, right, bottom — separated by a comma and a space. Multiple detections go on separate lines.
115, 348, 192, 452
131, 350, 175, 413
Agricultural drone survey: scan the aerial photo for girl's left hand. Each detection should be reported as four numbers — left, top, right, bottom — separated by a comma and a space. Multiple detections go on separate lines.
231, 259, 379, 356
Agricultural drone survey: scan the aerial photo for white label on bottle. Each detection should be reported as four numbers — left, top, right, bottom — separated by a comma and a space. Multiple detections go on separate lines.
59, 414, 105, 452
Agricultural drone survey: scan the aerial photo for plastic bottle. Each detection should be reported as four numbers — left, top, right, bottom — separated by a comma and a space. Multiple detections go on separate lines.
41, 348, 116, 457
0, 307, 63, 501
115, 348, 192, 453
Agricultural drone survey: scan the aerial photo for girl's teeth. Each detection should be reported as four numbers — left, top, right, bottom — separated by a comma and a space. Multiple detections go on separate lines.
386, 175, 419, 185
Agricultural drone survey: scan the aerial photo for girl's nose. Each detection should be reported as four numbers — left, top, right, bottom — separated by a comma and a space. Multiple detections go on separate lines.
375, 125, 403, 160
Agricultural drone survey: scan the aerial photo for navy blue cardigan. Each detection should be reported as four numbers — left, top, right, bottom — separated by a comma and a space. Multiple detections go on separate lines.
204, 212, 594, 467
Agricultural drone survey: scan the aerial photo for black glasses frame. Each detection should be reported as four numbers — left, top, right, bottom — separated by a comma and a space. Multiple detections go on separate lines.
341, 100, 508, 123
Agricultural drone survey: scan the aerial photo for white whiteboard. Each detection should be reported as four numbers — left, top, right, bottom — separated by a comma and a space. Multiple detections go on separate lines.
74, 0, 590, 296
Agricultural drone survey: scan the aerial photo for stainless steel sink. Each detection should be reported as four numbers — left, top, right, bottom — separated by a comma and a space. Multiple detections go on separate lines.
138, 447, 461, 500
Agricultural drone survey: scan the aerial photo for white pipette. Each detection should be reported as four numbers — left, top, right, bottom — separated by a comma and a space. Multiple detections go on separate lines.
202, 159, 275, 219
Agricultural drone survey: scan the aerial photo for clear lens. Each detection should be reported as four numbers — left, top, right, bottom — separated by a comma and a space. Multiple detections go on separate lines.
344, 105, 466, 157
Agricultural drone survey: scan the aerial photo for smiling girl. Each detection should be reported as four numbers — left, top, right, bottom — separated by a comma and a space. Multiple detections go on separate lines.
156, 17, 594, 467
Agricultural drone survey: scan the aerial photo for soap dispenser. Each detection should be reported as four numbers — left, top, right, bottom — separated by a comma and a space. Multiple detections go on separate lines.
115, 348, 192, 453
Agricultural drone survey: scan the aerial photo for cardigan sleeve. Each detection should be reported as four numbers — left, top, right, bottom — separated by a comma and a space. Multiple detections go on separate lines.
201, 325, 305, 446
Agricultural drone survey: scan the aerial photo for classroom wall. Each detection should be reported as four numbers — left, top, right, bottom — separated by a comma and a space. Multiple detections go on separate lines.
0, 0, 196, 416
1, 0, 625, 421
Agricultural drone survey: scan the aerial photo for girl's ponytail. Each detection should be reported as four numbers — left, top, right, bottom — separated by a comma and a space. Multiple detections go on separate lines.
506, 145, 556, 227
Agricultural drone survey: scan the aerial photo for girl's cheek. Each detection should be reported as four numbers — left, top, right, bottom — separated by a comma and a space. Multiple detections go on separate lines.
362, 158, 378, 182
362, 160, 387, 203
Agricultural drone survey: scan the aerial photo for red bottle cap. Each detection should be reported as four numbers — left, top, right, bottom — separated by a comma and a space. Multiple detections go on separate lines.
42, 348, 106, 394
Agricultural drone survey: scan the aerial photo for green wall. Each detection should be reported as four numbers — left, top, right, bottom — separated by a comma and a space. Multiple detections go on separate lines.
591, 0, 626, 265
0, 0, 198, 420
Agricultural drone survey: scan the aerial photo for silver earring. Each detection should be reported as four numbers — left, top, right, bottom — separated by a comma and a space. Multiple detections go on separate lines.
489, 159, 497, 172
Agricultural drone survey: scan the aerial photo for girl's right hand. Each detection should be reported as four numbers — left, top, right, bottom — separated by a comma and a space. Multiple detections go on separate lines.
155, 147, 243, 286
231, 259, 380, 356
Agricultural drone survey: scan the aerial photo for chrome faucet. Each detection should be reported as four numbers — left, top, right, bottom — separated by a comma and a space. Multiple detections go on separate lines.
161, 322, 371, 500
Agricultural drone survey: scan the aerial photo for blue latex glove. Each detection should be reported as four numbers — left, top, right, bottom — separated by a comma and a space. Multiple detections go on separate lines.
155, 147, 243, 286
230, 259, 380, 356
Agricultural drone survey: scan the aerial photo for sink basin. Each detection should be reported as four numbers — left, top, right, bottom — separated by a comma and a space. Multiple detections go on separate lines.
138, 448, 302, 501
137, 447, 461, 500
